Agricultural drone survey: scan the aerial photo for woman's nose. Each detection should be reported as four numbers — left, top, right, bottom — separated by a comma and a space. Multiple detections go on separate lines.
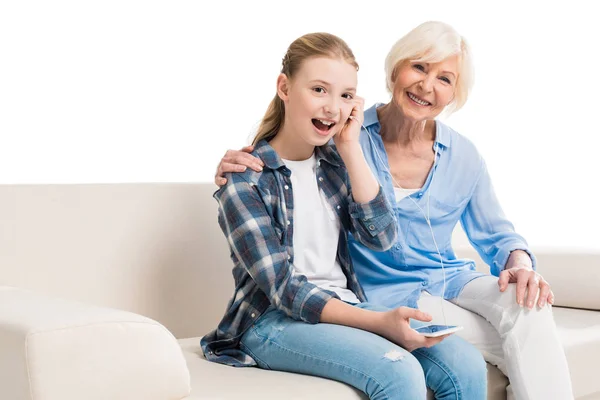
419, 75, 435, 92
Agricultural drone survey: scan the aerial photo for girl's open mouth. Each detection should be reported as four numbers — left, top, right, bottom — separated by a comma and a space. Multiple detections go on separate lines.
312, 118, 336, 135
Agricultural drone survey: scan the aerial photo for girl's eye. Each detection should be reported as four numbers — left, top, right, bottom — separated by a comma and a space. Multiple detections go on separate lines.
313, 87, 325, 94
342, 93, 354, 100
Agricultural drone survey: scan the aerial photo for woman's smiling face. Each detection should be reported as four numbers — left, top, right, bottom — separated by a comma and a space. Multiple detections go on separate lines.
391, 55, 459, 122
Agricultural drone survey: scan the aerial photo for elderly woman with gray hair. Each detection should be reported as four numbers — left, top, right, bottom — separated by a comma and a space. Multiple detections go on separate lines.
216, 21, 573, 399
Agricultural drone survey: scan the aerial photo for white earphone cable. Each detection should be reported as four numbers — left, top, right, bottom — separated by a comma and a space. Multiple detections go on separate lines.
358, 120, 448, 326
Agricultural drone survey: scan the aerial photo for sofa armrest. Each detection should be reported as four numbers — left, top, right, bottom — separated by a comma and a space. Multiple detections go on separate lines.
0, 286, 191, 400
457, 248, 600, 311
533, 251, 600, 311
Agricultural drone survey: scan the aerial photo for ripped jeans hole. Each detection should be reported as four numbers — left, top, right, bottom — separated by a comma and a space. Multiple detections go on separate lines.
383, 350, 405, 361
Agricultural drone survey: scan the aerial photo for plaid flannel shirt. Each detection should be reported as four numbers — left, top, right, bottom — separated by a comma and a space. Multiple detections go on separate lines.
201, 139, 397, 366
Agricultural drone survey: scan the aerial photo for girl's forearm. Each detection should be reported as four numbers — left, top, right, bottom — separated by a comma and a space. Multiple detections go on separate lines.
320, 298, 385, 335
337, 143, 379, 203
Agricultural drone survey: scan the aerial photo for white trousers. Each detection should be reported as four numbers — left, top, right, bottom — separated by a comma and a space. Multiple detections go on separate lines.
417, 275, 573, 400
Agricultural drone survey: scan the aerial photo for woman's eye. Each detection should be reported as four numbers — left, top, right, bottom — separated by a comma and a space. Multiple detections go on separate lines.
440, 76, 451, 84
413, 64, 425, 71
342, 93, 354, 100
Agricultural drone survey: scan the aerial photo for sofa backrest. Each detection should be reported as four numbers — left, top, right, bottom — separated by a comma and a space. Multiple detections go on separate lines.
1, 183, 599, 339
0, 183, 235, 339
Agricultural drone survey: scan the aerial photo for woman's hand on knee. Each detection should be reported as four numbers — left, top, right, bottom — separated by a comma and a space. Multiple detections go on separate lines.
498, 267, 554, 309
379, 307, 450, 352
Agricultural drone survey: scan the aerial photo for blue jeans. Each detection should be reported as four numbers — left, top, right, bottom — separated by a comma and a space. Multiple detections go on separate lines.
240, 303, 487, 400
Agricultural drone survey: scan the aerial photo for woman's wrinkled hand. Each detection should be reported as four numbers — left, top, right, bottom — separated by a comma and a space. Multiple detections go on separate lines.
214, 146, 264, 186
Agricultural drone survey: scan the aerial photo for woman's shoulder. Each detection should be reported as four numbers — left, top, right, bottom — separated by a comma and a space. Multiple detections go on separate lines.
436, 120, 483, 162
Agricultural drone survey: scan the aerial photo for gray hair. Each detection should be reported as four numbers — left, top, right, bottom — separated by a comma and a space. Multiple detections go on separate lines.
385, 21, 474, 114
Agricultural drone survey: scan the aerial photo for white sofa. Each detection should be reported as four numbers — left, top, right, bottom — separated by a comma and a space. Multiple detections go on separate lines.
1, 183, 599, 399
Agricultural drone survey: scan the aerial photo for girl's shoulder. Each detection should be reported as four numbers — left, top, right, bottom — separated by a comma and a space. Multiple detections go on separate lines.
214, 151, 272, 201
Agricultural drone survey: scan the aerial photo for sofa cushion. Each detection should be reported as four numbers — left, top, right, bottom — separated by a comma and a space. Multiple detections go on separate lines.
179, 337, 365, 399
554, 306, 600, 399
179, 337, 510, 400
0, 286, 190, 400
180, 305, 600, 400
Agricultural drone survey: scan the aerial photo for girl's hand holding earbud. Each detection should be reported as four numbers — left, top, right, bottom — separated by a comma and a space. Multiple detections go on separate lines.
332, 96, 379, 203
333, 96, 364, 150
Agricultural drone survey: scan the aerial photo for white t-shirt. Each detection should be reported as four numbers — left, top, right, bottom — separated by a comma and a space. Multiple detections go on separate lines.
282, 154, 360, 303
394, 186, 420, 202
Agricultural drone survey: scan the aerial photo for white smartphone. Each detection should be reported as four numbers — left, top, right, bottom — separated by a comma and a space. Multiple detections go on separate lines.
414, 325, 464, 337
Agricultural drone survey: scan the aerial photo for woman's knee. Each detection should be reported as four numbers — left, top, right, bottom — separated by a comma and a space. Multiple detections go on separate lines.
496, 284, 557, 334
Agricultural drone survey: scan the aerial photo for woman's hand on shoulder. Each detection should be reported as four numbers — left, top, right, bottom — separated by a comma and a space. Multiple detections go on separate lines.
215, 145, 264, 186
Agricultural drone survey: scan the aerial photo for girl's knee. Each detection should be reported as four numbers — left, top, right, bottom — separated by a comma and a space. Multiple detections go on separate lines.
445, 339, 488, 399
415, 337, 487, 399
367, 354, 427, 399
453, 345, 487, 388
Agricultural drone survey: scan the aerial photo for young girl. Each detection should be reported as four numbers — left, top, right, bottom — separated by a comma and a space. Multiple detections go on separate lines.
201, 33, 481, 399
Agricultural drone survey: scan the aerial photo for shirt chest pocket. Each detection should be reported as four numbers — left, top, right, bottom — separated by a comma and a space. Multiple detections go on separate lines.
405, 196, 467, 253
272, 224, 285, 244
261, 191, 287, 245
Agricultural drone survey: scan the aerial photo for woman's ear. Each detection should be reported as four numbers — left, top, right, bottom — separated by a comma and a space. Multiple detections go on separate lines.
276, 73, 290, 102
391, 61, 405, 84
391, 65, 399, 83
447, 93, 456, 106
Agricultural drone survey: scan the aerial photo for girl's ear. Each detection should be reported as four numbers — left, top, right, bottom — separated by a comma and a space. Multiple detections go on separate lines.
276, 73, 290, 102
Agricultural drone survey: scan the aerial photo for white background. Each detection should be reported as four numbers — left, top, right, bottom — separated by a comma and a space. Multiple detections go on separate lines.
1, 1, 598, 250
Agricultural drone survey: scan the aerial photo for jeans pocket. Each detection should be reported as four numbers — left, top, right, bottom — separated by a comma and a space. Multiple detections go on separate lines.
240, 307, 286, 370
239, 337, 272, 370
242, 307, 287, 343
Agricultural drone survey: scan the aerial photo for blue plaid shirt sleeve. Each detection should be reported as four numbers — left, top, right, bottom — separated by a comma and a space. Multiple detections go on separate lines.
215, 173, 335, 324
347, 186, 397, 251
